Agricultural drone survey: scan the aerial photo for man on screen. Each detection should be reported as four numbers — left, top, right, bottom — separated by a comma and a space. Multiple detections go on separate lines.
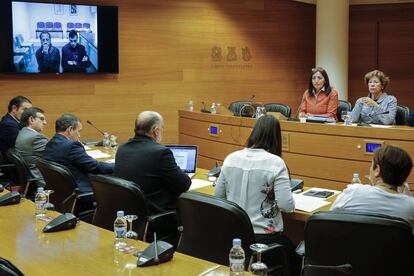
61, 30, 91, 73
35, 32, 60, 73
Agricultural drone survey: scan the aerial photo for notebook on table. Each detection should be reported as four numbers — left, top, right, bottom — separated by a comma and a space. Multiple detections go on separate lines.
166, 145, 198, 178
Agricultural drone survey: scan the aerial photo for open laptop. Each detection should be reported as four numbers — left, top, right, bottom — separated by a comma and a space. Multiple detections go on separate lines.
166, 145, 198, 178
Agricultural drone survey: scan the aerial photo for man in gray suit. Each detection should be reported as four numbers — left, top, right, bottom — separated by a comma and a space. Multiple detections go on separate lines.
15, 107, 48, 182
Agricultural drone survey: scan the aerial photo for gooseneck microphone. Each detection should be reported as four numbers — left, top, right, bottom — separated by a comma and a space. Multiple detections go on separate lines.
200, 101, 211, 113
86, 120, 105, 135
153, 232, 159, 265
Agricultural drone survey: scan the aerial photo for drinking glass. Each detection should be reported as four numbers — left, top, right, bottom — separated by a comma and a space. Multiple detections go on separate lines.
103, 132, 110, 148
124, 215, 138, 240
43, 190, 55, 211
249, 243, 268, 276
341, 111, 351, 125
299, 113, 307, 123
110, 135, 118, 149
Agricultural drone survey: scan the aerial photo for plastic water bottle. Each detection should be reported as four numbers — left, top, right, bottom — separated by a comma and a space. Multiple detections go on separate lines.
188, 100, 194, 112
103, 132, 110, 148
229, 238, 245, 275
211, 103, 217, 114
351, 173, 361, 184
35, 187, 47, 217
114, 210, 127, 249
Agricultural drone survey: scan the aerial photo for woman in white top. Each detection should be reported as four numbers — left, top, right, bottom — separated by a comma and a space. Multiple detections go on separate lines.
331, 145, 414, 233
215, 115, 300, 276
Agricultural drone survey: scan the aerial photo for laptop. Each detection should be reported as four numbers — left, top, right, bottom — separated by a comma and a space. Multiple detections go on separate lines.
166, 145, 198, 178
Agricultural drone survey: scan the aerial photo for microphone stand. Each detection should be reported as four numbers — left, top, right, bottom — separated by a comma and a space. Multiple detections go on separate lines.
86, 120, 105, 135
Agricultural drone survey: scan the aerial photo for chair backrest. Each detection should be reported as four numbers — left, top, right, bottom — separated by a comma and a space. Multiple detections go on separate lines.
67, 22, 75, 29
83, 23, 90, 29
53, 22, 62, 29
75, 22, 82, 29
228, 101, 258, 117
6, 148, 32, 196
89, 175, 150, 238
45, 22, 54, 29
177, 192, 255, 266
396, 104, 410, 125
336, 100, 352, 122
36, 159, 78, 213
264, 103, 292, 118
303, 211, 414, 276
36, 22, 45, 29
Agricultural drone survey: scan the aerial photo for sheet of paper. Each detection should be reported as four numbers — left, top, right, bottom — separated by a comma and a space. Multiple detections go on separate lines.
83, 145, 91, 150
106, 159, 115, 163
293, 194, 331, 212
86, 150, 111, 159
369, 124, 392, 128
190, 179, 213, 190
301, 187, 341, 200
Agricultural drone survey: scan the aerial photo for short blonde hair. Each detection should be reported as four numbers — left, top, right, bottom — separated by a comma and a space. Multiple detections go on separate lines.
364, 70, 390, 90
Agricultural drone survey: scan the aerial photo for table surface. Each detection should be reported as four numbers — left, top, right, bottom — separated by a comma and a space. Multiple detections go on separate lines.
0, 192, 228, 275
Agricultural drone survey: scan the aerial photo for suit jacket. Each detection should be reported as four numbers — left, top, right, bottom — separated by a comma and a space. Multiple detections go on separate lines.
15, 127, 49, 179
43, 134, 114, 193
0, 113, 21, 157
114, 135, 191, 212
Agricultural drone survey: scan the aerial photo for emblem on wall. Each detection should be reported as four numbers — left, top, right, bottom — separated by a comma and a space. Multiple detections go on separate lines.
211, 46, 252, 68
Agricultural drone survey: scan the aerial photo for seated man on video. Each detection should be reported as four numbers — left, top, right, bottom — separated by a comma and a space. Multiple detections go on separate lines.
35, 32, 60, 73
61, 30, 91, 73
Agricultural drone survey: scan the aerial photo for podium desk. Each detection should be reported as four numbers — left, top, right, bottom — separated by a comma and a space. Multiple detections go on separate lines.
179, 110, 414, 193
0, 193, 227, 275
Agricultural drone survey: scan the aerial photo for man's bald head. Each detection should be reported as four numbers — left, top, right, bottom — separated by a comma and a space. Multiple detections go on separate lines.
134, 111, 164, 140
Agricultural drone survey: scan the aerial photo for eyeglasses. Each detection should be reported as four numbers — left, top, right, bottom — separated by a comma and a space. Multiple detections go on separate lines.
34, 116, 46, 122
69, 39, 77, 42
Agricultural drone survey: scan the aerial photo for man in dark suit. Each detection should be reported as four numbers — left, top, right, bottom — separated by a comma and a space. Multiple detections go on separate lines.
43, 114, 114, 207
0, 96, 32, 158
15, 107, 48, 182
114, 111, 191, 213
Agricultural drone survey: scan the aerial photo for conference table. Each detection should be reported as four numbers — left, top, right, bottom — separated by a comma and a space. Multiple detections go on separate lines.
178, 110, 414, 193
0, 191, 228, 275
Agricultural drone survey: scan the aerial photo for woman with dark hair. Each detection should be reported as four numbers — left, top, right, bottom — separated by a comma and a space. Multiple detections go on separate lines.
350, 70, 397, 125
298, 67, 339, 120
331, 145, 414, 233
215, 115, 300, 275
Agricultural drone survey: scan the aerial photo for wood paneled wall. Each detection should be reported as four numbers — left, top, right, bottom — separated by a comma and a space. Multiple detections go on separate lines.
0, 0, 315, 143
349, 3, 414, 109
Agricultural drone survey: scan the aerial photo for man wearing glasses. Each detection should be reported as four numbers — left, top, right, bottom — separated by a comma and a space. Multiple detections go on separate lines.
35, 32, 61, 73
15, 107, 48, 183
61, 30, 91, 73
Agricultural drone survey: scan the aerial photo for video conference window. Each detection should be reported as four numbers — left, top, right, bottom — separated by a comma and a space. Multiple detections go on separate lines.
12, 1, 98, 73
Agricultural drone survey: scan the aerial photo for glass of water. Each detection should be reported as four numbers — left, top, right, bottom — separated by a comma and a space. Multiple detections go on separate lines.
341, 111, 351, 125
249, 243, 268, 275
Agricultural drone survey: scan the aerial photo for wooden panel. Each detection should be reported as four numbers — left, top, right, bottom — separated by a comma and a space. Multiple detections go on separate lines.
290, 174, 348, 191
349, 4, 414, 108
0, 0, 316, 145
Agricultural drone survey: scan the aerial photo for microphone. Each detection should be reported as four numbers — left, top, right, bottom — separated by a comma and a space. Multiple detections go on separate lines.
248, 94, 255, 103
357, 111, 389, 126
86, 120, 105, 135
303, 264, 353, 274
153, 232, 159, 265
296, 95, 306, 118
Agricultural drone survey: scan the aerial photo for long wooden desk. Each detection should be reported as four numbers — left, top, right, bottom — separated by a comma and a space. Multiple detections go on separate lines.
0, 194, 227, 275
179, 110, 414, 192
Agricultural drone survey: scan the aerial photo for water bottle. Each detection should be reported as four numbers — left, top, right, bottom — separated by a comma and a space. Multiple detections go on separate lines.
114, 210, 127, 249
211, 103, 217, 114
188, 100, 194, 112
35, 187, 47, 217
229, 238, 245, 275
255, 106, 264, 119
351, 173, 361, 184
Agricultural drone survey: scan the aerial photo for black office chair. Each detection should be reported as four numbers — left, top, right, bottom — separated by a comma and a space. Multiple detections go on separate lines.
6, 148, 42, 198
228, 101, 258, 117
0, 257, 23, 276
336, 100, 352, 122
90, 174, 179, 244
36, 159, 94, 222
395, 104, 410, 125
0, 152, 15, 189
301, 211, 414, 276
264, 103, 292, 118
177, 192, 286, 275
